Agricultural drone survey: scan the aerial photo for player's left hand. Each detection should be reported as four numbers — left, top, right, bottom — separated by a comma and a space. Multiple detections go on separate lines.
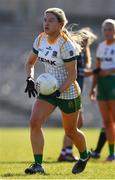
92, 67, 101, 75
39, 89, 60, 98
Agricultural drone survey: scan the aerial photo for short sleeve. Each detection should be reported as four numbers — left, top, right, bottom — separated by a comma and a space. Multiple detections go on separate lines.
61, 41, 77, 62
33, 36, 39, 55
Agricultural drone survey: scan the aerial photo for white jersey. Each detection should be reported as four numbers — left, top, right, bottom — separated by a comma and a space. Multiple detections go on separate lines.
96, 41, 115, 71
33, 32, 81, 99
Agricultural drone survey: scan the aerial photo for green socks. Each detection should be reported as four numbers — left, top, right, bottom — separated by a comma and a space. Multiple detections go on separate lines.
80, 150, 89, 160
109, 144, 115, 156
34, 154, 43, 165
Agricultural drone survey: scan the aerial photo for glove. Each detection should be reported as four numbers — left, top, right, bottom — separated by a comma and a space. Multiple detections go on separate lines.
25, 77, 38, 98
39, 89, 60, 98
92, 68, 101, 75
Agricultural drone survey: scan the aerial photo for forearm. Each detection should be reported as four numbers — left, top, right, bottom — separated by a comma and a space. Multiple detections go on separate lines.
25, 63, 34, 78
84, 68, 93, 77
85, 46, 92, 69
91, 75, 97, 91
90, 58, 100, 89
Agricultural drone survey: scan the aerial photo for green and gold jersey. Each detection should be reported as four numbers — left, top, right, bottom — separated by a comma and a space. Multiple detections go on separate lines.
33, 32, 81, 99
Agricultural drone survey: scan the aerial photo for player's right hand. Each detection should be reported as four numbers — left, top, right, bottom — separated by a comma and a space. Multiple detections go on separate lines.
25, 77, 37, 98
89, 89, 96, 101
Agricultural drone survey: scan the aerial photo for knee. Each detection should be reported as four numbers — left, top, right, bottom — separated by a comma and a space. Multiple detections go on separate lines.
77, 119, 83, 129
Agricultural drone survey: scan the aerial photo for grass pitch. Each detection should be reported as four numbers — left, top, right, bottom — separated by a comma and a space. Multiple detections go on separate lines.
0, 128, 115, 179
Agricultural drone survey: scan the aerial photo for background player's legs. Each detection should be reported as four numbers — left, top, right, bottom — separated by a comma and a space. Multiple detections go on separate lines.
107, 100, 115, 160
108, 100, 115, 123
91, 127, 106, 159
57, 135, 74, 162
98, 100, 115, 161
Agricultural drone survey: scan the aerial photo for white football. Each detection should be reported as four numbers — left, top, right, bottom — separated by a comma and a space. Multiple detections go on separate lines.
35, 73, 59, 95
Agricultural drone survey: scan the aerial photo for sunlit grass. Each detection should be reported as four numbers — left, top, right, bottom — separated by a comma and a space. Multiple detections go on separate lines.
0, 128, 115, 179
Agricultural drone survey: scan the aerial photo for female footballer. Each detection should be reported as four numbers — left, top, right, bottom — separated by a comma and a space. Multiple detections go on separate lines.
90, 19, 115, 161
24, 8, 91, 174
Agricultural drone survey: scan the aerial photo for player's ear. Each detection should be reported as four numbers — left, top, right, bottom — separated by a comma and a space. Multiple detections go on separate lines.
59, 22, 64, 29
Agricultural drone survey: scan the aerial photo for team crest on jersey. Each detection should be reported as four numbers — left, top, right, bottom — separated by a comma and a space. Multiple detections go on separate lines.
52, 51, 57, 57
69, 50, 74, 56
68, 101, 74, 109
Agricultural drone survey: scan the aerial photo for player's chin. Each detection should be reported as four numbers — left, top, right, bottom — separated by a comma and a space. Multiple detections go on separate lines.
44, 29, 54, 35
44, 29, 50, 34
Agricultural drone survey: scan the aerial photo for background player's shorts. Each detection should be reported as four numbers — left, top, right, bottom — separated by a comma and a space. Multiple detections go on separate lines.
38, 95, 82, 113
97, 75, 115, 100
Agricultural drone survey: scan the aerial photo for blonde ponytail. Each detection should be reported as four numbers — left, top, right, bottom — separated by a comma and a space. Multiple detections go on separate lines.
62, 27, 84, 54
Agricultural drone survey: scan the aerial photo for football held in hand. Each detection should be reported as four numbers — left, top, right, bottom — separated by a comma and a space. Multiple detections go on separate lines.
35, 73, 59, 95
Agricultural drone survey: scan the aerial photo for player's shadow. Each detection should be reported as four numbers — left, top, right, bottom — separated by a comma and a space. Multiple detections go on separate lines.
0, 159, 107, 165
1, 172, 49, 178
89, 159, 107, 163
1, 172, 72, 177
44, 160, 62, 164
0, 160, 60, 164
1, 173, 27, 178
0, 161, 32, 164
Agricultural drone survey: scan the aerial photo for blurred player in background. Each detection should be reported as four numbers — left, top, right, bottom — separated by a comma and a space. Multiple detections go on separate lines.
90, 19, 115, 161
91, 127, 107, 159
24, 8, 91, 174
58, 27, 97, 162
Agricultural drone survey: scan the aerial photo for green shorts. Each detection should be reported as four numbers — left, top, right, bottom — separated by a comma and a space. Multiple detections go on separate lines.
38, 95, 82, 113
97, 76, 115, 100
